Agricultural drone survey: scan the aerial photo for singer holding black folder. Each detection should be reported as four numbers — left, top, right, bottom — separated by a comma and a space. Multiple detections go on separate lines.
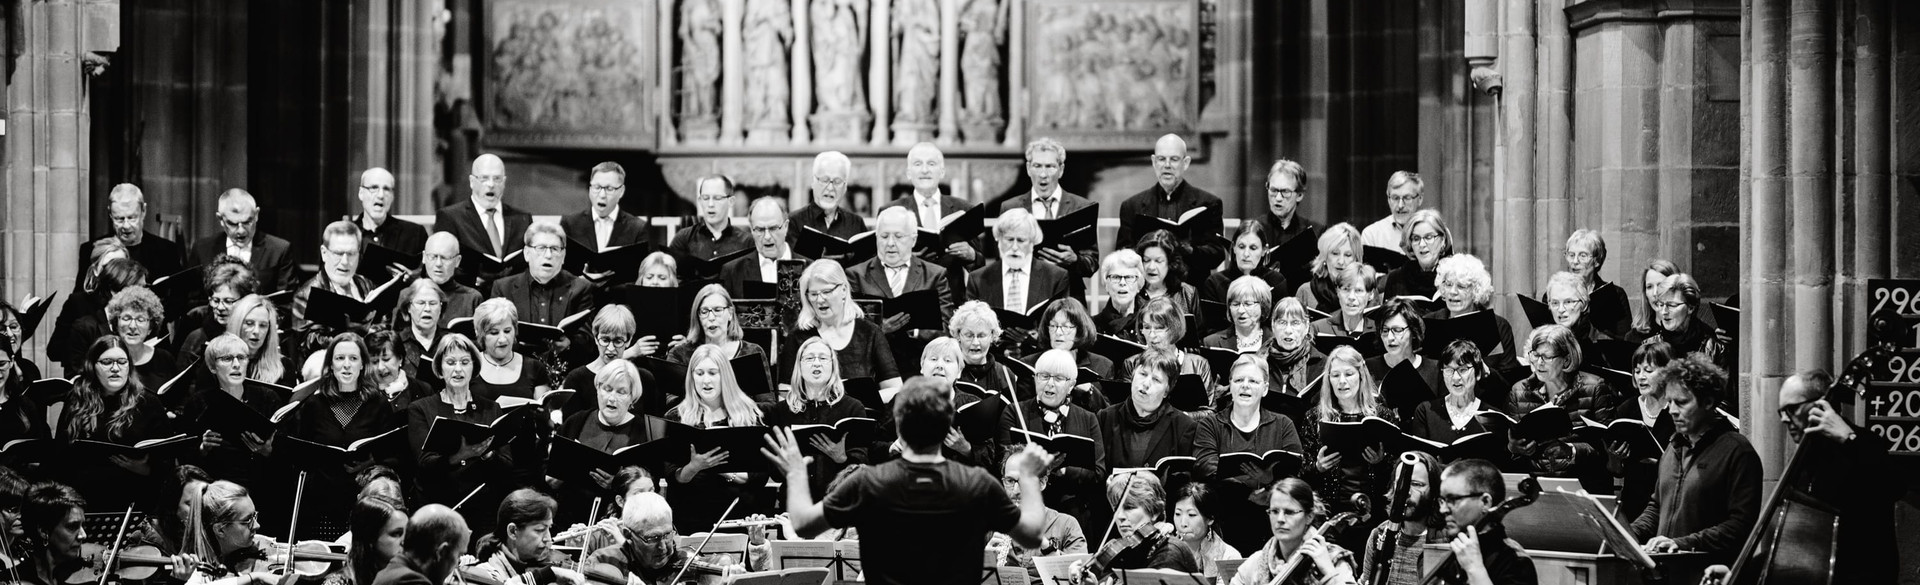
1002, 349, 1107, 541
764, 337, 868, 499
790, 260, 902, 400
1196, 354, 1304, 554
405, 334, 510, 532
184, 334, 284, 507
280, 332, 405, 536
1293, 223, 1364, 315
1116, 134, 1225, 288
663, 344, 768, 534
49, 336, 174, 513
663, 285, 773, 393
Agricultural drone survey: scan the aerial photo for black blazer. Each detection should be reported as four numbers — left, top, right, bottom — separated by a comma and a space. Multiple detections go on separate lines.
965, 260, 1070, 313
848, 256, 957, 327
351, 215, 429, 256
189, 232, 298, 295
558, 209, 649, 250
433, 198, 534, 257
996, 190, 1100, 276
883, 193, 982, 303
718, 251, 810, 298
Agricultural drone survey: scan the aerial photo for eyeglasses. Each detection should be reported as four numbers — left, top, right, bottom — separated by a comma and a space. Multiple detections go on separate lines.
1443, 366, 1477, 378
1273, 319, 1310, 329
116, 314, 151, 325
1266, 187, 1300, 196
1565, 251, 1595, 261
526, 245, 565, 256
698, 305, 731, 317
1651, 300, 1687, 311
1547, 299, 1585, 309
749, 225, 785, 235
223, 512, 260, 526
1381, 326, 1410, 336
958, 332, 995, 343
1388, 195, 1422, 203
1036, 373, 1074, 385
1410, 233, 1444, 244
1229, 301, 1262, 309
804, 284, 844, 302
696, 194, 731, 203
1139, 326, 1169, 335
1105, 274, 1141, 283
813, 176, 847, 187
632, 528, 677, 547
589, 184, 624, 193
800, 354, 834, 364
220, 217, 258, 229
210, 296, 241, 307
423, 253, 457, 265
1437, 492, 1485, 507
1528, 351, 1565, 363
1048, 322, 1077, 331
96, 358, 130, 367
597, 335, 632, 347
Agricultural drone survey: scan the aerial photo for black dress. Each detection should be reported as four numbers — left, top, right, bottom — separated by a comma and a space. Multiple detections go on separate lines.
51, 390, 176, 512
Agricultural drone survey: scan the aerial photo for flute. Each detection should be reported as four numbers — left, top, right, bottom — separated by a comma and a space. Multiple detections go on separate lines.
712, 515, 787, 529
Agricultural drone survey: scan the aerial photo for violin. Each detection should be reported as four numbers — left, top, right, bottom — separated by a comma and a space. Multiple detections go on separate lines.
254, 540, 348, 576
1420, 477, 1541, 585
1267, 494, 1372, 585
1075, 522, 1168, 584
65, 543, 220, 584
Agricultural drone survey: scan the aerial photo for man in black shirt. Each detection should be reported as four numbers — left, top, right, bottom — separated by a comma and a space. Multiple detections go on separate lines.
373, 504, 471, 585
1115, 134, 1225, 288
1436, 459, 1536, 585
1261, 159, 1323, 289
763, 376, 1053, 585
353, 167, 429, 258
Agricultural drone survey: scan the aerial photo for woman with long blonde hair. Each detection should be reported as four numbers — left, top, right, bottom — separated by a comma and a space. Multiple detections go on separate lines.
663, 344, 768, 533
1295, 345, 1392, 524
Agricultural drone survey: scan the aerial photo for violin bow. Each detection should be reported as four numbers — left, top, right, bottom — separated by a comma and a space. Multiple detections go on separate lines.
454, 484, 489, 511
285, 471, 308, 567
576, 497, 603, 572
1100, 471, 1143, 542
98, 504, 136, 585
668, 497, 740, 585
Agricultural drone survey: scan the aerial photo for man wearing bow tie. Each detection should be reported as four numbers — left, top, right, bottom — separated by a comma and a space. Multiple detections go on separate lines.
996, 138, 1098, 300
966, 208, 1068, 320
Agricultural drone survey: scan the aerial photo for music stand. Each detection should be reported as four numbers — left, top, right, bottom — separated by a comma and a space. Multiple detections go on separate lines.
1032, 553, 1091, 585
769, 540, 861, 582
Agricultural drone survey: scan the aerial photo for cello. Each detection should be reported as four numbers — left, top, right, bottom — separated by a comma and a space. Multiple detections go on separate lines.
1419, 477, 1541, 585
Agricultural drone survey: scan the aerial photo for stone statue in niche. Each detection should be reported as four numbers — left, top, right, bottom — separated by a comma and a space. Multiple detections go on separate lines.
1028, 3, 1194, 138
679, 0, 724, 142
810, 0, 871, 143
744, 0, 794, 144
959, 0, 1007, 143
890, 0, 939, 144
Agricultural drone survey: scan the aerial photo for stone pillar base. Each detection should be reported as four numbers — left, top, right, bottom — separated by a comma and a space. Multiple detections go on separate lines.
810, 111, 872, 143
682, 117, 722, 143
961, 118, 1004, 144
891, 122, 937, 145
746, 125, 792, 145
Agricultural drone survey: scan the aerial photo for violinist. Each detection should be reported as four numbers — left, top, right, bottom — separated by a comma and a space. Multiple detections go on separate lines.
1358, 452, 1448, 585
761, 378, 1056, 585
0, 467, 27, 574
176, 480, 283, 585
465, 489, 584, 585
1076, 471, 1201, 578
369, 505, 468, 585
989, 448, 1087, 584
15, 482, 88, 585
127, 465, 213, 556
1228, 478, 1358, 585
1627, 355, 1758, 565
580, 492, 754, 585
1429, 459, 1535, 585
318, 494, 405, 585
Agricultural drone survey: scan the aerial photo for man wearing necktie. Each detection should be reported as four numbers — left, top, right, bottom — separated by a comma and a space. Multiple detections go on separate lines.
720, 197, 808, 297
996, 138, 1099, 300
967, 209, 1068, 329
883, 143, 982, 305
850, 207, 957, 371
434, 153, 532, 289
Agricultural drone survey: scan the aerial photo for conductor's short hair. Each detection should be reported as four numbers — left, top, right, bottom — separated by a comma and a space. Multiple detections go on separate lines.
893, 376, 955, 451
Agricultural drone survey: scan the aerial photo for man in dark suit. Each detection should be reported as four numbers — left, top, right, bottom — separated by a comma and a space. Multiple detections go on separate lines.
82, 183, 185, 284
188, 187, 297, 296
490, 222, 594, 358
720, 197, 808, 297
999, 138, 1097, 299
1260, 159, 1323, 290
434, 153, 533, 287
1115, 134, 1225, 288
421, 232, 483, 322
559, 161, 650, 252
371, 504, 469, 585
967, 208, 1069, 322
292, 220, 379, 336
883, 143, 981, 305
791, 151, 867, 242
851, 207, 956, 354
352, 166, 429, 259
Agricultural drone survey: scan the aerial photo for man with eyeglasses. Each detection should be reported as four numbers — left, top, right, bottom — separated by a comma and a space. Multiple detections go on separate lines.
1433, 458, 1535, 585
1360, 171, 1424, 251
849, 207, 955, 362
352, 167, 428, 257
292, 220, 378, 333
1259, 159, 1323, 289
189, 188, 297, 296
720, 197, 809, 298
882, 142, 982, 305
583, 492, 761, 583
434, 153, 533, 287
490, 222, 594, 358
422, 232, 483, 322
791, 151, 867, 243
667, 174, 753, 264
996, 138, 1098, 299
1115, 134, 1224, 288
78, 183, 186, 294
561, 162, 649, 254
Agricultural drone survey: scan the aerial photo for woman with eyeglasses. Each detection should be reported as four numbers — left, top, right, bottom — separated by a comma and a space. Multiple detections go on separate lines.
664, 344, 768, 534
666, 284, 775, 397
176, 256, 257, 371
182, 334, 285, 506
1563, 229, 1633, 338
1094, 250, 1148, 338
1136, 230, 1202, 330
1263, 298, 1325, 423
1630, 259, 1680, 341
1363, 299, 1442, 421
1380, 210, 1452, 300
1430, 254, 1521, 380
765, 336, 869, 500
1293, 223, 1363, 315
1606, 340, 1675, 524
104, 286, 180, 393
1645, 273, 1729, 384
1202, 276, 1274, 355
1195, 354, 1303, 554
948, 301, 1015, 399
1405, 340, 1504, 445
50, 336, 174, 512
1505, 324, 1616, 485
1542, 271, 1622, 370
1203, 221, 1291, 334
789, 260, 900, 399
393, 278, 447, 386
1000, 349, 1107, 540
57, 256, 148, 372
562, 305, 660, 419
1027, 298, 1113, 412
404, 333, 511, 532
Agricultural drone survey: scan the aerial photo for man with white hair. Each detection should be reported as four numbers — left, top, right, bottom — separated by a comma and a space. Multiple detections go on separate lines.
998, 138, 1098, 298
1115, 134, 1225, 287
434, 153, 533, 286
79, 183, 186, 285
850, 206, 957, 366
966, 208, 1068, 316
791, 151, 866, 241
720, 197, 810, 297
883, 142, 982, 304
189, 187, 297, 294
1360, 171, 1425, 251
352, 167, 428, 256
583, 493, 764, 582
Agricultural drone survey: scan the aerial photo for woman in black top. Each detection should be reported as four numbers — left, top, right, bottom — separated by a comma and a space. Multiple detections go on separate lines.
1195, 354, 1303, 554
663, 344, 769, 533
0, 305, 40, 383
1265, 298, 1326, 424
1380, 209, 1453, 300
1202, 220, 1291, 334
1094, 250, 1148, 338
175, 257, 256, 374
470, 298, 553, 402
365, 330, 432, 411
665, 284, 774, 396
1608, 340, 1675, 523
765, 336, 869, 499
106, 286, 179, 393
183, 334, 286, 514
52, 335, 174, 512
393, 278, 446, 386
950, 301, 1015, 399
225, 294, 293, 387
1073, 471, 1202, 576
280, 332, 402, 539
561, 306, 660, 419
1292, 223, 1363, 315
1027, 298, 1112, 413
1563, 229, 1633, 339
1296, 345, 1394, 528
0, 333, 50, 445
790, 260, 900, 395
405, 333, 509, 531
554, 359, 666, 525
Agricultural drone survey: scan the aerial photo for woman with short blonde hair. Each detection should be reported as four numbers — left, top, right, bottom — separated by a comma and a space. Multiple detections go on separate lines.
790, 260, 900, 397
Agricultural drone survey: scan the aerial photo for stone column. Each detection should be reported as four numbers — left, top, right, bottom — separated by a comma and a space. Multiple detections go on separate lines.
1741, 0, 1790, 476
1493, 0, 1537, 296
1841, 0, 1890, 351
351, 0, 439, 215
721, 0, 747, 144
869, 0, 891, 145
1459, 0, 1499, 256
791, 0, 813, 143
2, 0, 118, 373
937, 0, 960, 145
1533, 0, 1571, 276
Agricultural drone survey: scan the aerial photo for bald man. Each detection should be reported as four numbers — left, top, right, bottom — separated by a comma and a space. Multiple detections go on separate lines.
434, 154, 533, 286
422, 232, 483, 322
188, 188, 298, 294
77, 183, 186, 287
352, 167, 428, 256
791, 151, 867, 241
1765, 370, 1899, 583
720, 197, 809, 297
882, 143, 983, 305
1115, 134, 1225, 287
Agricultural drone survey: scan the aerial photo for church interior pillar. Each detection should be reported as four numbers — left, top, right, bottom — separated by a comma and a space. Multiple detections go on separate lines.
937, 0, 961, 145
1493, 0, 1537, 296
1742, 0, 1790, 479
721, 0, 746, 144
868, 0, 891, 145
790, 0, 812, 144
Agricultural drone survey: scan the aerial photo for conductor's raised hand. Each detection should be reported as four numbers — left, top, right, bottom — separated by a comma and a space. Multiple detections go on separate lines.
759, 426, 812, 479
1005, 442, 1055, 481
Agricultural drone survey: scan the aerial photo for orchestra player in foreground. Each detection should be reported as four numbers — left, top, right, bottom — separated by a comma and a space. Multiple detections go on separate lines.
1628, 355, 1759, 565
1430, 459, 1535, 585
370, 505, 470, 585
1229, 477, 1358, 585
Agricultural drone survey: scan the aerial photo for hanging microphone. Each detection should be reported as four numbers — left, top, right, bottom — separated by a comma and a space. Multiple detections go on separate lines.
1385, 452, 1418, 523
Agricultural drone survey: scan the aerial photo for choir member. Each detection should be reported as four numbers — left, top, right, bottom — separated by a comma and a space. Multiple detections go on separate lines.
1505, 325, 1614, 488
561, 305, 645, 419
1360, 171, 1425, 251
1630, 355, 1759, 565
1646, 273, 1729, 379
104, 286, 178, 392
636, 252, 678, 288
55, 256, 147, 371
1606, 339, 1673, 523
888, 143, 983, 302
189, 188, 298, 296
18, 482, 92, 585
293, 220, 378, 334
1630, 259, 1679, 341
0, 306, 38, 381
1432, 459, 1537, 585
1098, 351, 1197, 471
1257, 159, 1322, 291
405, 334, 508, 518
990, 448, 1090, 581
0, 333, 50, 443
1203, 221, 1291, 333
1431, 254, 1520, 378
1295, 223, 1363, 315
967, 208, 1069, 320
1198, 355, 1303, 554
0, 468, 25, 570
353, 167, 429, 258
466, 489, 585, 585
1359, 451, 1449, 585
1311, 265, 1380, 348
225, 294, 292, 385
52, 336, 173, 511
1116, 134, 1226, 287
1298, 346, 1392, 524
281, 332, 404, 536
1080, 472, 1203, 573
1029, 298, 1114, 410
1406, 341, 1500, 445
176, 257, 257, 370
1001, 349, 1107, 537
1380, 209, 1452, 300
1542, 270, 1620, 369
185, 334, 284, 503
667, 174, 752, 261
1093, 250, 1148, 338
849, 206, 957, 368
365, 330, 428, 410
371, 505, 471, 585
1367, 299, 1441, 417
914, 337, 990, 465
1563, 229, 1631, 338
790, 152, 865, 241
422, 232, 483, 323
554, 360, 664, 525
332, 493, 408, 585
663, 344, 768, 533
765, 336, 869, 501
86, 183, 186, 290
1765, 370, 1901, 583
1001, 138, 1099, 298
435, 154, 533, 286
1202, 276, 1272, 354
560, 162, 648, 253
792, 260, 901, 398
949, 301, 1016, 398
1264, 298, 1326, 422
720, 197, 805, 297
471, 298, 554, 401
489, 221, 594, 360
179, 480, 281, 585
1171, 483, 1242, 581
1135, 230, 1202, 325
665, 284, 773, 392
393, 279, 446, 384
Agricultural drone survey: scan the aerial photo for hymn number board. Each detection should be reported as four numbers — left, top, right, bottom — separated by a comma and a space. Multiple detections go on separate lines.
1865, 281, 1920, 457
1868, 279, 1920, 348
